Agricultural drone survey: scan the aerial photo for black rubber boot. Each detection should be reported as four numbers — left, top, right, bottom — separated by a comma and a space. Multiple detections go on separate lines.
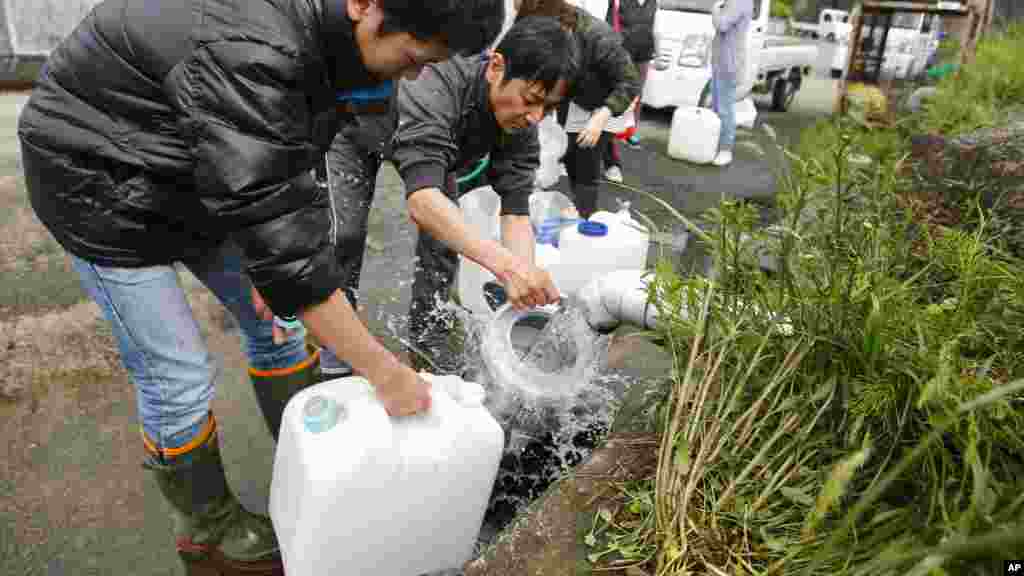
142, 413, 283, 575
249, 345, 321, 441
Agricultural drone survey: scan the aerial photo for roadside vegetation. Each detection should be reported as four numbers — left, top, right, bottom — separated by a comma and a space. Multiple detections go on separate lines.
587, 23, 1024, 575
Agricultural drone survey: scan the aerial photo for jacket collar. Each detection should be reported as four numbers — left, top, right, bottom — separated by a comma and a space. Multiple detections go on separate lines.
473, 53, 504, 143
320, 0, 378, 91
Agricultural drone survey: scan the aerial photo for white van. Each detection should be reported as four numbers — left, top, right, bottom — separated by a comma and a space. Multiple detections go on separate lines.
643, 0, 816, 112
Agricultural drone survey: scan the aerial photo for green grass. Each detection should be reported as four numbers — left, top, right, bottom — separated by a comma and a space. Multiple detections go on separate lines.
920, 23, 1024, 135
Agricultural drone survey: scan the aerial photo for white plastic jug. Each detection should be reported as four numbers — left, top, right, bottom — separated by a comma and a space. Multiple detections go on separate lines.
457, 186, 502, 316
557, 205, 650, 297
535, 114, 568, 189
735, 96, 758, 130
667, 106, 721, 165
269, 373, 504, 576
590, 202, 650, 270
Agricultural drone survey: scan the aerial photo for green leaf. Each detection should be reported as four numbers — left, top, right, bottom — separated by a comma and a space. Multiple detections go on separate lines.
759, 527, 787, 551
868, 508, 905, 527
628, 499, 643, 515
598, 508, 614, 525
587, 552, 601, 564
673, 436, 690, 474
584, 533, 597, 547
780, 486, 815, 507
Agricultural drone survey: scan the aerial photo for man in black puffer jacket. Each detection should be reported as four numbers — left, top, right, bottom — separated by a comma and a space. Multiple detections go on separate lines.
17, 0, 502, 573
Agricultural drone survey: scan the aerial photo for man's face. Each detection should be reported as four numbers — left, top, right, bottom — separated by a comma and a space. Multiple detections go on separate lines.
349, 0, 451, 80
485, 53, 568, 133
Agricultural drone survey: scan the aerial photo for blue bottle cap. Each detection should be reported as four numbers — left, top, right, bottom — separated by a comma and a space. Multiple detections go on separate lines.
578, 220, 608, 237
303, 395, 340, 434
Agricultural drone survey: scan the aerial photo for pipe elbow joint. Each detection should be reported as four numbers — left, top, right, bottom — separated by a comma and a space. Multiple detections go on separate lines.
578, 269, 654, 332
578, 275, 621, 333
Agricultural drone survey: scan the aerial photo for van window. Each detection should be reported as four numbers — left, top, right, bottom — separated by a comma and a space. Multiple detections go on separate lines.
921, 14, 934, 34
891, 12, 923, 30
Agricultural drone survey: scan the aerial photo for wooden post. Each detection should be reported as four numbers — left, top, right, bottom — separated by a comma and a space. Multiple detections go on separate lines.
834, 2, 865, 115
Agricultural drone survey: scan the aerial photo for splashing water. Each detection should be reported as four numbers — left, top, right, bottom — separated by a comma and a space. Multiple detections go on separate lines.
386, 300, 628, 552
516, 303, 579, 371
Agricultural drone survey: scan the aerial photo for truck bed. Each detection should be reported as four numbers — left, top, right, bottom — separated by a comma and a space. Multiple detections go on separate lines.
759, 35, 818, 73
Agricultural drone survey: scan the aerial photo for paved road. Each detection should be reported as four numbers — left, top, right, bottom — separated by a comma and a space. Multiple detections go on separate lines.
0, 75, 835, 574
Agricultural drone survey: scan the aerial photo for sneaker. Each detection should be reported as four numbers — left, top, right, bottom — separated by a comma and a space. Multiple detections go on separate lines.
625, 134, 641, 148
604, 166, 623, 182
711, 150, 733, 167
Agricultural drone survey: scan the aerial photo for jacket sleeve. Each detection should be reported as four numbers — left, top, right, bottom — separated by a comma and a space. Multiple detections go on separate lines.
590, 24, 642, 116
712, 0, 752, 33
185, 40, 341, 318
390, 65, 460, 199
487, 127, 539, 217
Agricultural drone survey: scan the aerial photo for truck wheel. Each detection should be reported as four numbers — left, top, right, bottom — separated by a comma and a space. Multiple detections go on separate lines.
771, 77, 797, 112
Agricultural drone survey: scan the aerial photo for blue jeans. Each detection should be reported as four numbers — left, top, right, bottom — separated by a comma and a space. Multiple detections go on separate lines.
71, 241, 309, 451
711, 70, 738, 152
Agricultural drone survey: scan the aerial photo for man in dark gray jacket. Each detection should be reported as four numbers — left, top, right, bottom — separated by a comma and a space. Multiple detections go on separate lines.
16, 0, 502, 572
318, 16, 575, 376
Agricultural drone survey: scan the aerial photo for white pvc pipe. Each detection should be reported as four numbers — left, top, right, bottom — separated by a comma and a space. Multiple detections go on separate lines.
577, 269, 795, 336
577, 269, 666, 332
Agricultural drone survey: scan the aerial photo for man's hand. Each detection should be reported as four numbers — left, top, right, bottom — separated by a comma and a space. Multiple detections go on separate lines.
577, 107, 612, 148
496, 255, 561, 310
374, 365, 433, 415
299, 289, 433, 417
251, 286, 302, 345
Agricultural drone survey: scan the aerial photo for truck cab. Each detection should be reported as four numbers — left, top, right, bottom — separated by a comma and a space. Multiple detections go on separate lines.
819, 9, 852, 42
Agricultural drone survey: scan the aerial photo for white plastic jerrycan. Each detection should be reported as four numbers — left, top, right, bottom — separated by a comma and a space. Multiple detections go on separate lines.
269, 373, 504, 576
590, 201, 650, 271
557, 203, 650, 297
457, 186, 502, 316
667, 106, 721, 165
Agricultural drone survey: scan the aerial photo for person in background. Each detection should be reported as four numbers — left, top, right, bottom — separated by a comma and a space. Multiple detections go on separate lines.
17, 0, 503, 572
319, 16, 574, 376
601, 0, 657, 183
710, 0, 754, 167
516, 0, 641, 219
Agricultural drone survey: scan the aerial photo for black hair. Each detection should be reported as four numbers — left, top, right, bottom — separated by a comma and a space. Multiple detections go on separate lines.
492, 15, 578, 93
377, 0, 505, 56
